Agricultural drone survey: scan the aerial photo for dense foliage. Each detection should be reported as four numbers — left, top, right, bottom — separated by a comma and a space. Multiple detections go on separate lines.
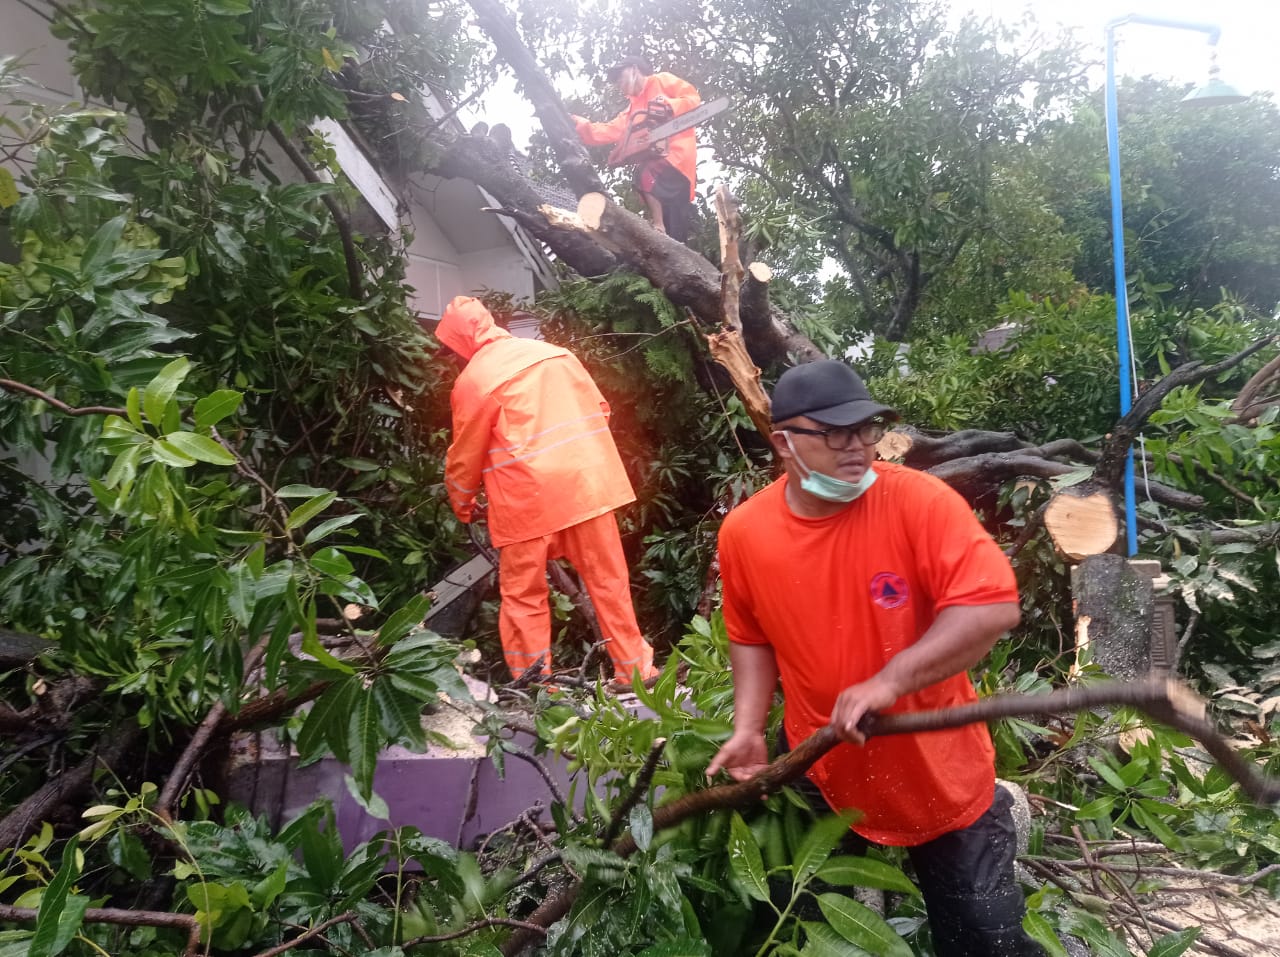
3, 0, 1280, 956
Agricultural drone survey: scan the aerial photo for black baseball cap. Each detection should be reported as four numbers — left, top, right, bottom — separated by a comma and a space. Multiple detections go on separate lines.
606, 55, 652, 81
770, 360, 898, 426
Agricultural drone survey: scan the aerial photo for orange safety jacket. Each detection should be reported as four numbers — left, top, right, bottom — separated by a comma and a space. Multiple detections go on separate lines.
436, 296, 636, 547
574, 72, 702, 200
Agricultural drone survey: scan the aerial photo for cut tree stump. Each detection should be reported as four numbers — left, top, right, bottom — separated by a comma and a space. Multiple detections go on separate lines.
1072, 554, 1154, 681
1045, 488, 1119, 560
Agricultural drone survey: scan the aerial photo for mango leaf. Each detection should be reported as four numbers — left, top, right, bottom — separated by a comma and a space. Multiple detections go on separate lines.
286, 492, 338, 530
302, 513, 362, 545
293, 589, 355, 676
816, 893, 912, 957
193, 389, 243, 428
343, 774, 391, 821
376, 594, 431, 647
799, 922, 871, 956
1148, 927, 1200, 957
816, 855, 919, 895
1022, 911, 1068, 957
143, 356, 190, 427
372, 679, 426, 751
296, 678, 361, 763
793, 812, 858, 887
727, 812, 769, 902
163, 432, 236, 466
79, 214, 127, 279
348, 690, 381, 798
29, 836, 80, 957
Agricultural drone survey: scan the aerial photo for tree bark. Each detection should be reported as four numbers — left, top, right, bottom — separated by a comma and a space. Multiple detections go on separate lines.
0, 724, 140, 850
463, 0, 605, 200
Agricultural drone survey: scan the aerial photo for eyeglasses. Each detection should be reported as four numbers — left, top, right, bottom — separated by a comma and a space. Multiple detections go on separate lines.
783, 419, 887, 450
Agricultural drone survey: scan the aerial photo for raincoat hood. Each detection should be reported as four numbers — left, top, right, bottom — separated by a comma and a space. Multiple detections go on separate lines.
436, 295, 512, 360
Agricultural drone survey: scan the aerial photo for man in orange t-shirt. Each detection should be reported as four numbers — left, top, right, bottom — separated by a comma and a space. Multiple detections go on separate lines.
572, 55, 701, 242
707, 359, 1041, 956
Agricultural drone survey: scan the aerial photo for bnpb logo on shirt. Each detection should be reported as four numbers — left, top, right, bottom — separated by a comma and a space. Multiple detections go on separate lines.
869, 572, 909, 609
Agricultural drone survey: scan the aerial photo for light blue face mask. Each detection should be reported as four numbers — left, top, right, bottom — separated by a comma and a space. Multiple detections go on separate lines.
783, 433, 878, 503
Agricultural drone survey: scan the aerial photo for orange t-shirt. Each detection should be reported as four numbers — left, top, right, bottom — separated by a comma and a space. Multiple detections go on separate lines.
717, 463, 1018, 845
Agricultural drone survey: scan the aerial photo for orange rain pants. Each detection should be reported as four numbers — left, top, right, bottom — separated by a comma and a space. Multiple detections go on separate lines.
499, 511, 654, 682
435, 296, 655, 683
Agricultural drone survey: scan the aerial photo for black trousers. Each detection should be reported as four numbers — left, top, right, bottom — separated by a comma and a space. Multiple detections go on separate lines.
905, 786, 1043, 956
635, 162, 693, 244
781, 734, 1042, 956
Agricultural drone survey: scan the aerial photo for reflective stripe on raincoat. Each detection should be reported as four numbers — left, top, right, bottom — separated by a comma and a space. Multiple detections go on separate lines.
436, 296, 636, 547
573, 72, 702, 200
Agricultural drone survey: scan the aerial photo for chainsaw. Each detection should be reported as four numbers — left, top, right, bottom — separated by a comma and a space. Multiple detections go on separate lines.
606, 95, 730, 167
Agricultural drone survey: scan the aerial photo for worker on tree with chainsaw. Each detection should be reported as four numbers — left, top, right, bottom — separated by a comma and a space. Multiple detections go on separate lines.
434, 295, 658, 688
572, 55, 701, 243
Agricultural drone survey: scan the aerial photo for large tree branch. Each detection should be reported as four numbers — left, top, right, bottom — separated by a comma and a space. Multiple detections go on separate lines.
264, 119, 363, 300
0, 378, 126, 416
500, 678, 1279, 955
1095, 335, 1277, 489
464, 0, 605, 199
0, 904, 201, 957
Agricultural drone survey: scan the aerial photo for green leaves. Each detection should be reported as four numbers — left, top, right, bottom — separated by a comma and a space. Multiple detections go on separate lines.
79, 215, 128, 279
815, 855, 918, 895
792, 812, 858, 888
286, 491, 338, 531
163, 431, 236, 465
29, 837, 85, 957
1148, 927, 1200, 957
193, 389, 243, 428
814, 893, 912, 957
143, 357, 189, 427
728, 812, 770, 902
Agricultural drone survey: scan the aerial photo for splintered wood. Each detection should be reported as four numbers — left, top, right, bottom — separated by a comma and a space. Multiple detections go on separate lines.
709, 185, 772, 440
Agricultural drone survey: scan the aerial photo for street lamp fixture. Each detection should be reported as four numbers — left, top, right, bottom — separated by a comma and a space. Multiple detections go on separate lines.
1181, 53, 1249, 107
1104, 14, 1248, 556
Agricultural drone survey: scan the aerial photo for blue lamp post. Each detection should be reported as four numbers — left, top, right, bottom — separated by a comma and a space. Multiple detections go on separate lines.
1104, 15, 1247, 556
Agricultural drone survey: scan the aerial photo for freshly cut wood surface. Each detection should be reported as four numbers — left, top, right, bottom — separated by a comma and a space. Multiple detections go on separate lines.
1045, 489, 1119, 560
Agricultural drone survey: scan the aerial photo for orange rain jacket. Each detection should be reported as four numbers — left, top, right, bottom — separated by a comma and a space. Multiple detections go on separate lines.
573, 72, 702, 200
436, 296, 636, 548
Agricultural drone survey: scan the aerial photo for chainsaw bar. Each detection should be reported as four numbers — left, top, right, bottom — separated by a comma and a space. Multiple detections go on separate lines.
607, 96, 730, 166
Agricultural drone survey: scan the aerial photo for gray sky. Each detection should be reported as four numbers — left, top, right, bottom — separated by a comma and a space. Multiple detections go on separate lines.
467, 0, 1275, 152
971, 0, 1277, 98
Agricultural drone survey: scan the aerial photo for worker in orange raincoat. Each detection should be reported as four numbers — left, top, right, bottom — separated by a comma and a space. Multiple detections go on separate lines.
435, 295, 656, 686
571, 55, 701, 243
